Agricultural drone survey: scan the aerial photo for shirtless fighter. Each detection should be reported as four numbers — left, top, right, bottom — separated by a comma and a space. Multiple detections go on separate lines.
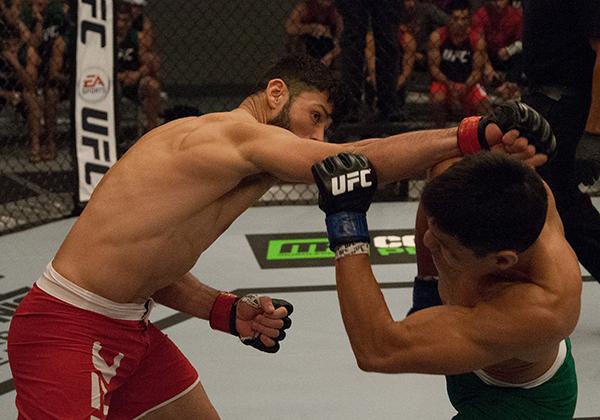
8, 54, 553, 418
312, 152, 580, 419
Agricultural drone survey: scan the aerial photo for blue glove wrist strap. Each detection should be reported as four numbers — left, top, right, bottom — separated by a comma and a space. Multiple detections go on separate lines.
325, 212, 369, 251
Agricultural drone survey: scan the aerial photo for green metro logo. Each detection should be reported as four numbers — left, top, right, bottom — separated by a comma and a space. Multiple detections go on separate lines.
267, 238, 334, 260
247, 230, 418, 268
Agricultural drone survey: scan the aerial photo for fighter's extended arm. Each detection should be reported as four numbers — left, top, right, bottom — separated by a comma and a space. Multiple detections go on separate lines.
237, 123, 465, 184
237, 102, 550, 185
153, 272, 293, 353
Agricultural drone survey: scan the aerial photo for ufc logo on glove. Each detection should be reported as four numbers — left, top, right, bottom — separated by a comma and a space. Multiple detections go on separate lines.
331, 170, 374, 195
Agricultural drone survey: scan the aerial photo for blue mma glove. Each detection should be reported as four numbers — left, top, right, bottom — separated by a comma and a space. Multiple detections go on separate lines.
311, 152, 378, 251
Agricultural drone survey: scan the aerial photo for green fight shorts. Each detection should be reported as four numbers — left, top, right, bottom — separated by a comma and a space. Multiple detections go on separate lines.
446, 338, 577, 419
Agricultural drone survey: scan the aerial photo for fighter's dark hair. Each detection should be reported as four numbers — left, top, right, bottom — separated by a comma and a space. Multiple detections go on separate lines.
421, 153, 548, 256
251, 54, 347, 120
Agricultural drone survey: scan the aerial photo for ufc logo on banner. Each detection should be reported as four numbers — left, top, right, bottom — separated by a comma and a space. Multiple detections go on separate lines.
75, 0, 117, 203
331, 170, 373, 196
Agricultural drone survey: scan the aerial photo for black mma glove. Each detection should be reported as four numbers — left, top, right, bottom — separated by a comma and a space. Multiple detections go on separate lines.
457, 101, 556, 159
311, 152, 378, 251
209, 293, 293, 353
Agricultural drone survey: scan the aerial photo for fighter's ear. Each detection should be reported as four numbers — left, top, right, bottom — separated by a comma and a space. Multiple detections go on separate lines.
492, 250, 519, 270
265, 79, 289, 110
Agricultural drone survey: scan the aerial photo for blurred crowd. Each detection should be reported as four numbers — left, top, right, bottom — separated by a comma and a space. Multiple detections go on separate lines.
0, 0, 161, 163
0, 0, 556, 162
1, 0, 72, 162
285, 0, 524, 125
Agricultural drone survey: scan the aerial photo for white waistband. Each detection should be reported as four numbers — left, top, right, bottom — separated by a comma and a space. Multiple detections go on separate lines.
474, 339, 567, 389
36, 262, 154, 322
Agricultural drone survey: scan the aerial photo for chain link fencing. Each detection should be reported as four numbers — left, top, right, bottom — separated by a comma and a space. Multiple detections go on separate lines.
0, 0, 598, 233
1, 0, 75, 233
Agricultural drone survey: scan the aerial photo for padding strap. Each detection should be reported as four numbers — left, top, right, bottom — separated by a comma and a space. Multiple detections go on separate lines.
457, 116, 489, 155
325, 212, 369, 251
335, 242, 370, 260
209, 292, 238, 334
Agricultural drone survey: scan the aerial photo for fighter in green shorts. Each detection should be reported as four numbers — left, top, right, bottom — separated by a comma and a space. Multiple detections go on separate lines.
311, 121, 582, 419
447, 337, 577, 419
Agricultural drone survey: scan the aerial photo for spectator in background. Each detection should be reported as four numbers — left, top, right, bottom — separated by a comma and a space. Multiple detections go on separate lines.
428, 0, 490, 127
20, 0, 72, 161
20, 0, 46, 49
402, 0, 448, 71
0, 23, 42, 162
473, 0, 523, 100
365, 27, 416, 116
285, 0, 343, 68
123, 0, 153, 49
121, 0, 161, 121
336, 0, 402, 122
116, 3, 161, 131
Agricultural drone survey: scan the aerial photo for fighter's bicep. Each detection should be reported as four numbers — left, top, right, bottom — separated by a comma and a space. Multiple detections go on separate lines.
466, 296, 566, 360
384, 295, 561, 376
394, 305, 504, 374
236, 124, 341, 182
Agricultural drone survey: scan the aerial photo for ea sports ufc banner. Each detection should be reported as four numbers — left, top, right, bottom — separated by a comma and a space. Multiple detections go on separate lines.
73, 0, 117, 203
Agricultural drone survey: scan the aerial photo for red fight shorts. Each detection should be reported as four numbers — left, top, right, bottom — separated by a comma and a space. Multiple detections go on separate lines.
430, 81, 488, 114
8, 264, 199, 419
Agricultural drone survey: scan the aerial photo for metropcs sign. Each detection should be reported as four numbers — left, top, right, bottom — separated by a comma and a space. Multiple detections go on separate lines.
247, 229, 416, 269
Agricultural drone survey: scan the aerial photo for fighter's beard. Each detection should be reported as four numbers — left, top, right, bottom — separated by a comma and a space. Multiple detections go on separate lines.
267, 100, 292, 131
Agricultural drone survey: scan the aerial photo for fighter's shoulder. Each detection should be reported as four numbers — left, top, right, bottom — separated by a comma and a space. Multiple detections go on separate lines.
175, 112, 243, 139
218, 116, 298, 144
474, 280, 570, 334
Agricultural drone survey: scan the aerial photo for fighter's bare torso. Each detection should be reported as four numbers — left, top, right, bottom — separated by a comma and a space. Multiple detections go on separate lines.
434, 189, 581, 384
51, 82, 470, 306
53, 111, 279, 303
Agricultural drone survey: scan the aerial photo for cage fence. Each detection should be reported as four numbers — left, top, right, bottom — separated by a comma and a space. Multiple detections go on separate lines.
0, 0, 597, 234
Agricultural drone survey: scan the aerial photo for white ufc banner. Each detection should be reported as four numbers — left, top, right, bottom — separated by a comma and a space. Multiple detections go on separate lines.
73, 0, 117, 203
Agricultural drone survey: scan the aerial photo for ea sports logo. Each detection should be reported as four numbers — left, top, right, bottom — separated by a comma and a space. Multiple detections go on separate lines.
78, 67, 111, 102
332, 169, 373, 196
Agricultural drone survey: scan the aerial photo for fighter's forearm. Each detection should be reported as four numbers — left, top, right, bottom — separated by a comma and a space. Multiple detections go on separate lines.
347, 128, 460, 184
152, 272, 220, 320
335, 255, 400, 371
